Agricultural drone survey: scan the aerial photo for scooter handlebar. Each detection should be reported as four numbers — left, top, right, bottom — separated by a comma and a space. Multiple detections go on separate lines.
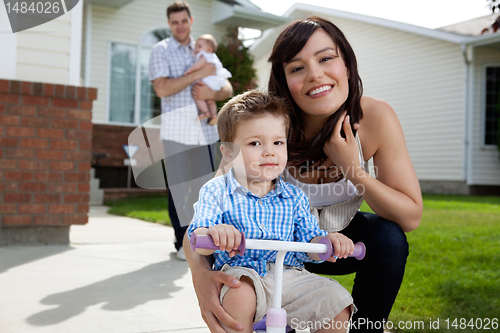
190, 232, 365, 260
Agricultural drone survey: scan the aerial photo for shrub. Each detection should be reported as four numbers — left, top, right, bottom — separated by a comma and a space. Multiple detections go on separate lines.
216, 27, 258, 108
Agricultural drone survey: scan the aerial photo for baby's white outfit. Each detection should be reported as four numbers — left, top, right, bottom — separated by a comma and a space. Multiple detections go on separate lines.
196, 51, 232, 91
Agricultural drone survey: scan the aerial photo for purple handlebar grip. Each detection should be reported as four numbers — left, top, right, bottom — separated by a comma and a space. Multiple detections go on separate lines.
317, 237, 366, 261
190, 232, 247, 255
238, 232, 246, 256
318, 237, 333, 260
352, 242, 366, 260
190, 233, 219, 252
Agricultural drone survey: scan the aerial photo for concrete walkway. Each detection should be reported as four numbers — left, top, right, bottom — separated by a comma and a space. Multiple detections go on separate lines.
0, 206, 209, 333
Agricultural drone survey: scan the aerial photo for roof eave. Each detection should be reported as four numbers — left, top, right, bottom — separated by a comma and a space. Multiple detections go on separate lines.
85, 0, 134, 8
251, 2, 500, 57
212, 1, 290, 31
463, 32, 500, 47
285, 3, 474, 44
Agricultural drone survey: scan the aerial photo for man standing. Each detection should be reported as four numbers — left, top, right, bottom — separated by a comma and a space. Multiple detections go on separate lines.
149, 1, 232, 260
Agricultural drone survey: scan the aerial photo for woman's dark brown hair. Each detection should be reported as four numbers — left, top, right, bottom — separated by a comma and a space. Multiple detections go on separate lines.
268, 16, 363, 169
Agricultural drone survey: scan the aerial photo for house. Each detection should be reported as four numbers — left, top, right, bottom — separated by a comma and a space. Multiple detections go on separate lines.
0, 0, 287, 244
250, 4, 500, 195
2, 0, 499, 198
83, 0, 288, 189
0, 0, 288, 188
0, 0, 83, 85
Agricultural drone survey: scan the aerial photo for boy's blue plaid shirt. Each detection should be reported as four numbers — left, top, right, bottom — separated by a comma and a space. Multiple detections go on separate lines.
187, 169, 327, 276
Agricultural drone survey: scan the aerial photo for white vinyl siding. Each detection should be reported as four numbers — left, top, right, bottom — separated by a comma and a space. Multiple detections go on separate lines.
470, 48, 500, 185
0, 4, 17, 79
81, 3, 87, 86
15, 14, 72, 84
252, 22, 287, 89
87, 0, 227, 124
254, 54, 271, 89
252, 11, 466, 182
333, 17, 466, 182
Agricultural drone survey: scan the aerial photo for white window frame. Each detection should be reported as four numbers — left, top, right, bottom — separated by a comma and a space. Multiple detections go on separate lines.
482, 63, 500, 149
107, 40, 138, 126
107, 27, 170, 128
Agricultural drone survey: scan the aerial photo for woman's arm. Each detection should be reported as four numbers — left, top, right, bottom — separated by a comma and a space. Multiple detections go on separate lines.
324, 97, 423, 232
182, 233, 244, 332
359, 97, 422, 231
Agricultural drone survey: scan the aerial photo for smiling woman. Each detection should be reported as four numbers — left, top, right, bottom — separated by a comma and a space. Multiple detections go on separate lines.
284, 40, 350, 120
184, 16, 424, 333
266, 16, 423, 333
269, 18, 363, 168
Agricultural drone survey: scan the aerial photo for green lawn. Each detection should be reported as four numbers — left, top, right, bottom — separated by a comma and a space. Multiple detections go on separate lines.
105, 195, 171, 225
105, 194, 500, 332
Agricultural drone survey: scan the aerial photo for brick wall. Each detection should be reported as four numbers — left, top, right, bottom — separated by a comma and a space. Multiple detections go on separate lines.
0, 79, 97, 245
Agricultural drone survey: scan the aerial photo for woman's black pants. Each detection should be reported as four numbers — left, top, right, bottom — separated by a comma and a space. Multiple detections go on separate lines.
304, 211, 409, 332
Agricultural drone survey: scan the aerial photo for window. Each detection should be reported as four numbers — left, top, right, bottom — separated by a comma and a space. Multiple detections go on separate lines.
108, 28, 170, 125
109, 43, 137, 123
484, 66, 500, 146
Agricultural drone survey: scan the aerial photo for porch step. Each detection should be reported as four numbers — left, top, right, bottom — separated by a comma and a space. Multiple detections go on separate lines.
103, 188, 168, 202
90, 168, 104, 205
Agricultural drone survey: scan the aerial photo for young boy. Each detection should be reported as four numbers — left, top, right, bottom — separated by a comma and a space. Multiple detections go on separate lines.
187, 90, 356, 333
184, 34, 231, 125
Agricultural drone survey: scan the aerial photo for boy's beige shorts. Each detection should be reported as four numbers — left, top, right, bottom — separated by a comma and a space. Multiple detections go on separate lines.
220, 263, 356, 332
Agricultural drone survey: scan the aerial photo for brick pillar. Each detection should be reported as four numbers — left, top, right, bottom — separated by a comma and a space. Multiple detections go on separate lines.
0, 79, 97, 245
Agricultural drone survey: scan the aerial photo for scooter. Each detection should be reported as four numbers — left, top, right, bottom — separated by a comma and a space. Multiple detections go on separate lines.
190, 232, 366, 333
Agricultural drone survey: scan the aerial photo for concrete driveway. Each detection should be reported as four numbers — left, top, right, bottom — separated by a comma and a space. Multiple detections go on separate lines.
0, 206, 209, 333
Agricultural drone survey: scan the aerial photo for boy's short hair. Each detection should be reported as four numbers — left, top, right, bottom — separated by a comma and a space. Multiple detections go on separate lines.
197, 34, 218, 53
218, 90, 290, 143
167, 1, 191, 20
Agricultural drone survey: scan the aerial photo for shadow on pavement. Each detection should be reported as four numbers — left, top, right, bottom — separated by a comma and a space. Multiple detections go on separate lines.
26, 256, 188, 326
0, 246, 73, 274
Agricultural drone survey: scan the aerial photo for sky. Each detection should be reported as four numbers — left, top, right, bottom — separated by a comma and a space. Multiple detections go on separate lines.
248, 0, 494, 29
